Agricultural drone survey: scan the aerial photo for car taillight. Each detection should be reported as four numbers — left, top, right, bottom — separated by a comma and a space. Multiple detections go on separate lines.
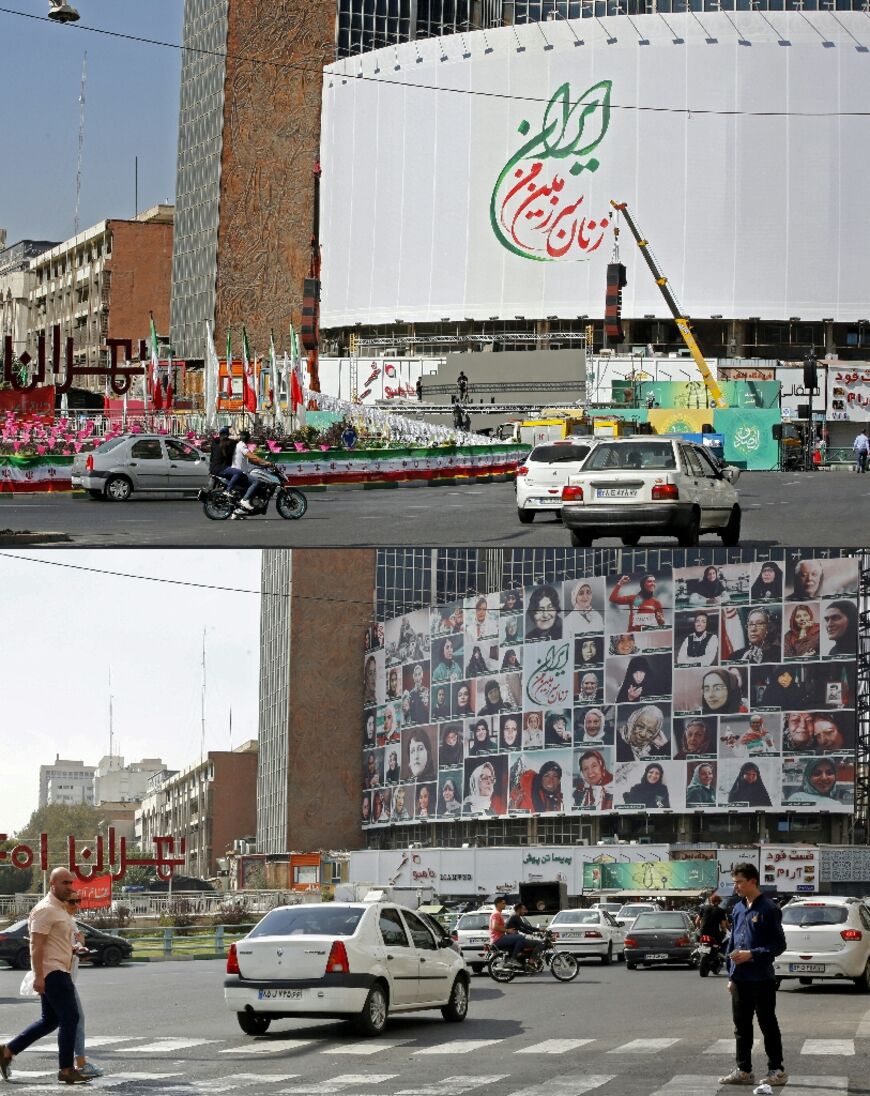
516, 465, 528, 477
700, 935, 715, 944
584, 930, 603, 938
326, 940, 350, 974
652, 483, 679, 500
624, 936, 637, 948
841, 928, 863, 941
86, 454, 94, 472
226, 942, 240, 975
562, 485, 584, 501
675, 935, 691, 947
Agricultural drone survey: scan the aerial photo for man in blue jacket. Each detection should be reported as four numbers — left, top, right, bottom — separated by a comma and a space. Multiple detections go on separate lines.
719, 862, 787, 1088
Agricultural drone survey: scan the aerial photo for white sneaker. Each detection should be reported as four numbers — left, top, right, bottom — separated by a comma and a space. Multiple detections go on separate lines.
240, 499, 254, 511
719, 1069, 755, 1085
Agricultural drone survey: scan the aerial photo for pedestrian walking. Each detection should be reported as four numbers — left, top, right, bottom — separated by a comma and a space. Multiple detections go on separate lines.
719, 861, 788, 1089
0, 868, 92, 1085
852, 428, 869, 473
65, 895, 104, 1080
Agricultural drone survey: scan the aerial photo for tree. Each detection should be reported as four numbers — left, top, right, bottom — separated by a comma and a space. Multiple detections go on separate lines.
17, 803, 114, 877
0, 835, 32, 895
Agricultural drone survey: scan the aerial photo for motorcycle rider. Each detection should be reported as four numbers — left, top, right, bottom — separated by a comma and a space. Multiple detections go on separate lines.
697, 893, 729, 970
209, 426, 246, 496
504, 902, 546, 966
232, 429, 273, 514
489, 896, 525, 966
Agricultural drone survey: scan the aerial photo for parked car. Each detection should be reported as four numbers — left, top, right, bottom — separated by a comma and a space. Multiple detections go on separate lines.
71, 434, 210, 500
0, 919, 132, 970
515, 439, 593, 523
451, 908, 495, 974
560, 436, 741, 547
548, 908, 626, 964
624, 910, 698, 969
225, 900, 470, 1036
774, 897, 870, 991
615, 902, 660, 929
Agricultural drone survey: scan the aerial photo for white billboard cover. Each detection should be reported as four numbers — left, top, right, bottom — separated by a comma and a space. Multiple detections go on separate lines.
361, 558, 858, 827
321, 13, 870, 327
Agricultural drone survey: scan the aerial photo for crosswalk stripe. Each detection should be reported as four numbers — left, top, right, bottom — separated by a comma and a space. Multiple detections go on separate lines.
220, 1040, 317, 1055
516, 1039, 595, 1055
89, 1072, 185, 1088
801, 1040, 855, 1056
650, 1074, 721, 1096
273, 1079, 399, 1096
194, 1074, 300, 1092
504, 1074, 615, 1096
414, 1040, 501, 1055
119, 1036, 219, 1053
323, 1040, 412, 1055
396, 1075, 508, 1095
609, 1038, 681, 1053
80, 1035, 137, 1048
856, 1006, 870, 1038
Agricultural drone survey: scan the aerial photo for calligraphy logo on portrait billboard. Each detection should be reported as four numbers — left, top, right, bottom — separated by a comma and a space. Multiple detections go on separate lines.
490, 81, 612, 262
525, 640, 572, 707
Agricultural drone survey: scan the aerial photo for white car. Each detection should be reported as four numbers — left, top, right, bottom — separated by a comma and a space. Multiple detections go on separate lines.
589, 901, 623, 918
548, 909, 626, 964
516, 439, 593, 523
774, 897, 870, 991
615, 902, 661, 929
225, 901, 470, 1036
560, 436, 741, 547
451, 908, 495, 974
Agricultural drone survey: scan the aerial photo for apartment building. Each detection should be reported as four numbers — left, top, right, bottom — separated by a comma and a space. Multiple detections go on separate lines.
38, 757, 96, 809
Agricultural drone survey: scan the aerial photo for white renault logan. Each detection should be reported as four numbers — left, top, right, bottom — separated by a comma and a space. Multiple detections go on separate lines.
225, 901, 470, 1036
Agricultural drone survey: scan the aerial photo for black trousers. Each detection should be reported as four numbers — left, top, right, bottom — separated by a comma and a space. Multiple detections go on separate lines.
731, 979, 783, 1073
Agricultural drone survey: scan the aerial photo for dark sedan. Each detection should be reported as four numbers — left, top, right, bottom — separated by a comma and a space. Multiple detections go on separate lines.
0, 919, 133, 970
624, 911, 698, 970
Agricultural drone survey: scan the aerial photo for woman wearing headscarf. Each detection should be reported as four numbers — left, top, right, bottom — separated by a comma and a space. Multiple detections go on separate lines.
405, 729, 436, 782
823, 600, 859, 657
501, 648, 522, 672
750, 561, 783, 603
727, 761, 772, 806
759, 666, 807, 710
391, 785, 411, 822
452, 680, 475, 720
615, 655, 664, 703
570, 581, 605, 633
573, 749, 614, 810
463, 761, 506, 815
616, 705, 669, 761
439, 723, 465, 767
701, 668, 747, 715
478, 678, 510, 715
687, 566, 729, 606
544, 709, 573, 747
525, 584, 563, 641
466, 645, 491, 677
439, 776, 462, 815
430, 685, 452, 722
623, 763, 671, 808
685, 762, 717, 806
785, 757, 842, 805
513, 760, 565, 813
468, 718, 495, 757
783, 604, 821, 659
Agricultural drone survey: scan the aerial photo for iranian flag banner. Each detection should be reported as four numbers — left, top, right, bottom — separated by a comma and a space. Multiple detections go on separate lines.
241, 326, 257, 412
290, 324, 306, 427
224, 329, 234, 398
149, 313, 162, 411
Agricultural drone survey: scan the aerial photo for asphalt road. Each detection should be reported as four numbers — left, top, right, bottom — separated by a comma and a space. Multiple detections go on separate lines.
1, 959, 868, 1093
0, 471, 868, 548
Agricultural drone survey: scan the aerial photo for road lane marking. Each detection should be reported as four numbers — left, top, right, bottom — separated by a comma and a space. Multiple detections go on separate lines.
323, 1041, 413, 1055
414, 1040, 501, 1055
609, 1038, 680, 1053
195, 1075, 300, 1092
800, 1040, 855, 1055
118, 1037, 219, 1053
516, 1039, 596, 1054
396, 1075, 508, 1095
856, 1006, 870, 1037
650, 1074, 721, 1096
505, 1074, 615, 1096
90, 1073, 185, 1088
221, 1040, 318, 1055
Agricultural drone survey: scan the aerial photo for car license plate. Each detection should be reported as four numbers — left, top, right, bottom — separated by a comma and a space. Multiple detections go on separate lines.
596, 488, 637, 498
527, 497, 556, 508
257, 988, 303, 1000
469, 937, 487, 944
698, 945, 711, 955
788, 963, 824, 974
71, 476, 82, 486
644, 953, 668, 960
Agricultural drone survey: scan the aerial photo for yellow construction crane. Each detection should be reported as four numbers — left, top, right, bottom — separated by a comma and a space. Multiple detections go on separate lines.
610, 201, 728, 409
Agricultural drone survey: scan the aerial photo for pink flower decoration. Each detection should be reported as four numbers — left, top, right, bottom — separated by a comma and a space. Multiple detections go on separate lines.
37, 444, 46, 455
266, 440, 282, 453
74, 442, 83, 452
130, 424, 142, 434
12, 441, 21, 452
320, 444, 330, 451
294, 442, 307, 452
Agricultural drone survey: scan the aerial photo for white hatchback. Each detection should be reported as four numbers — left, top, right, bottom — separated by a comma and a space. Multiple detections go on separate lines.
560, 436, 741, 547
451, 908, 495, 974
549, 909, 626, 963
225, 901, 470, 1036
516, 439, 593, 523
774, 897, 870, 990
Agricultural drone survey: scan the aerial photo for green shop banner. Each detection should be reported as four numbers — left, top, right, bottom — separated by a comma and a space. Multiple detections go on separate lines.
712, 408, 780, 470
583, 859, 718, 892
639, 380, 781, 411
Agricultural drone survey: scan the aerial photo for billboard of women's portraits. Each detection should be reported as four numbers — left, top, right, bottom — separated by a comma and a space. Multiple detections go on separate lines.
575, 634, 605, 669
573, 705, 616, 748
522, 709, 545, 749
613, 760, 684, 811
674, 665, 748, 716
717, 758, 781, 809
674, 610, 720, 667
672, 716, 717, 759
384, 608, 430, 666
452, 678, 476, 721
674, 562, 751, 608
372, 787, 391, 823
383, 748, 401, 785
500, 611, 524, 648
499, 645, 523, 673
606, 653, 672, 705
363, 708, 377, 749
525, 583, 564, 643
615, 703, 672, 762
782, 602, 821, 661
465, 641, 500, 678
464, 592, 500, 645
401, 725, 437, 783
431, 635, 465, 685
363, 648, 385, 707
608, 630, 673, 655
499, 712, 523, 752
463, 754, 508, 816
717, 713, 782, 760
477, 673, 522, 715
361, 790, 373, 826
786, 556, 859, 601
544, 708, 573, 748
721, 604, 783, 665
819, 598, 859, 660
415, 781, 437, 821
574, 668, 604, 705
363, 747, 385, 789
431, 600, 464, 637
685, 760, 717, 807
438, 722, 465, 768
437, 769, 464, 817
390, 784, 413, 822
500, 588, 524, 614
572, 746, 615, 811
402, 661, 431, 725
430, 683, 453, 723
808, 711, 854, 753
781, 754, 854, 809
377, 701, 402, 745
605, 570, 673, 634
465, 715, 497, 757
563, 576, 606, 635
508, 749, 572, 813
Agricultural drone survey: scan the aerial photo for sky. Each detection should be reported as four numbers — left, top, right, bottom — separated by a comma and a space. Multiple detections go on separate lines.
1, 549, 263, 835
1, 1, 183, 244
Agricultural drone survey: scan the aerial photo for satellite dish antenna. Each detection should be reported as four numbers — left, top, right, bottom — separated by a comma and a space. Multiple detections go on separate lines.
48, 1, 81, 22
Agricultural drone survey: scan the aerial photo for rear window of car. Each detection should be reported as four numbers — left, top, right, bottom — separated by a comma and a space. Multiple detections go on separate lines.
632, 913, 687, 930
457, 913, 491, 931
96, 437, 127, 454
782, 905, 848, 927
552, 911, 601, 925
618, 905, 654, 918
248, 906, 364, 938
528, 443, 590, 464
584, 442, 676, 471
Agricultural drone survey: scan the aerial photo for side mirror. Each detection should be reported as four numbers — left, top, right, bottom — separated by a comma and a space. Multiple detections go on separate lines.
721, 466, 740, 484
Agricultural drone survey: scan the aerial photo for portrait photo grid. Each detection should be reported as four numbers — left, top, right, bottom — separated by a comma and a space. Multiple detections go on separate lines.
360, 559, 858, 826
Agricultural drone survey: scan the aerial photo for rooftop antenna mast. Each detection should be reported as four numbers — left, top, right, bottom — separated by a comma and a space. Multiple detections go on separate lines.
200, 629, 207, 762
108, 665, 114, 760
74, 50, 87, 235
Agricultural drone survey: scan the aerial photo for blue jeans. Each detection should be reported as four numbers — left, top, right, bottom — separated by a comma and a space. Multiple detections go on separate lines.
9, 969, 79, 1069
493, 935, 525, 959
73, 985, 85, 1061
855, 451, 867, 473
218, 467, 248, 493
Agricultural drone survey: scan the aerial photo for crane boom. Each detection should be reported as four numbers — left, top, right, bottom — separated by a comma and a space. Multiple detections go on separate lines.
610, 201, 728, 409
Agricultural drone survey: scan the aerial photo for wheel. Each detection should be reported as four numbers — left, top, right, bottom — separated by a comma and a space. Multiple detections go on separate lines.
13, 947, 31, 971
853, 960, 870, 991
471, 963, 485, 975
720, 505, 741, 547
276, 488, 308, 520
699, 955, 710, 977
488, 954, 515, 983
237, 1012, 271, 1036
87, 489, 104, 500
104, 475, 132, 501
677, 510, 700, 546
798, 977, 813, 985
354, 983, 389, 1036
620, 533, 641, 546
601, 943, 613, 966
569, 529, 595, 547
100, 945, 123, 968
202, 491, 234, 520
626, 961, 637, 970
441, 976, 469, 1022
518, 508, 534, 524
550, 952, 580, 982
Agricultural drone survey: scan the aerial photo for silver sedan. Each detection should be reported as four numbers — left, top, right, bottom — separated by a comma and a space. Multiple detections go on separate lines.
71, 434, 210, 501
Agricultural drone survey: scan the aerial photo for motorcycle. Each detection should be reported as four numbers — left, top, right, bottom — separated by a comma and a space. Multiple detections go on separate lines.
694, 934, 725, 977
486, 930, 580, 983
200, 464, 308, 521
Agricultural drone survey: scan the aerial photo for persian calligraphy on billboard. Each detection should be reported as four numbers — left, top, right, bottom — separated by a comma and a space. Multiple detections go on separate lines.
361, 558, 858, 826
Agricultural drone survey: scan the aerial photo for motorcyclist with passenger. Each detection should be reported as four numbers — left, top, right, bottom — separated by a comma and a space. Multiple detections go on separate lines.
209, 426, 246, 495
232, 429, 275, 516
503, 902, 546, 968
